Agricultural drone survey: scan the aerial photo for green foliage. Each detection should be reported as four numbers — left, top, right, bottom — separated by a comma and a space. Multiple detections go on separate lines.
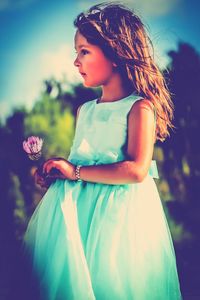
10, 173, 27, 240
24, 93, 75, 159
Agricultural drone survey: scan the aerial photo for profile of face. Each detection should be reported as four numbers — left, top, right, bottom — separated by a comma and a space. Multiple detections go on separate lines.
74, 30, 117, 88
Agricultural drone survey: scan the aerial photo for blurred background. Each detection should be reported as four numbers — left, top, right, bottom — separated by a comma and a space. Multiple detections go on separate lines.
0, 0, 200, 299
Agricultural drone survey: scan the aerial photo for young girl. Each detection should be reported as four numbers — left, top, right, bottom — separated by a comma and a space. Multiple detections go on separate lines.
23, 2, 182, 299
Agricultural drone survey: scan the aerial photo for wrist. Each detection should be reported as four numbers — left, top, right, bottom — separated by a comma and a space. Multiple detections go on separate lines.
71, 164, 77, 180
75, 165, 82, 182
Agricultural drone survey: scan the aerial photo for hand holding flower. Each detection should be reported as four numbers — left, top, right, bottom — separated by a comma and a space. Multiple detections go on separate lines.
23, 136, 49, 188
23, 135, 55, 188
42, 158, 76, 181
23, 136, 76, 188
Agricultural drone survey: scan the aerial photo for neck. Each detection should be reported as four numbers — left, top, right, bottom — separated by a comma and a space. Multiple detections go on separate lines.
99, 72, 134, 103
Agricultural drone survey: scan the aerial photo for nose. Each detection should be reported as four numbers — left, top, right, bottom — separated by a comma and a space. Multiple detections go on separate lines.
73, 56, 80, 67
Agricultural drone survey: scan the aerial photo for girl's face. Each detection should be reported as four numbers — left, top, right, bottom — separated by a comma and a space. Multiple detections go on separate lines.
74, 30, 117, 88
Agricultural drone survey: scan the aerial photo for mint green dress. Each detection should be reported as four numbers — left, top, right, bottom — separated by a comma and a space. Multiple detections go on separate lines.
23, 93, 182, 300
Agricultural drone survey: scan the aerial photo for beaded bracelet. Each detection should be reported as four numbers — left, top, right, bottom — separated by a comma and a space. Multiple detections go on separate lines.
75, 165, 82, 181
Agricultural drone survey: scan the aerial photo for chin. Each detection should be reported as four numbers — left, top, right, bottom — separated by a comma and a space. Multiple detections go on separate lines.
83, 81, 101, 88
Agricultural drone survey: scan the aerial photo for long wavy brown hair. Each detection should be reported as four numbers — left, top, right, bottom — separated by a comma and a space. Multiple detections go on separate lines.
73, 1, 175, 142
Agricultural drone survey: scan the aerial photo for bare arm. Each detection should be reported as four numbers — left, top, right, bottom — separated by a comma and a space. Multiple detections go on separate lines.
74, 99, 155, 184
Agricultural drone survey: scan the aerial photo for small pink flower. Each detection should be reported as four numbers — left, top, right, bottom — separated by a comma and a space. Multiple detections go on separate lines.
23, 136, 43, 160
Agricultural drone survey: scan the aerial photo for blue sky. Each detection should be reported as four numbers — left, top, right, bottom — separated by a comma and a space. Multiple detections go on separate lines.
0, 0, 200, 121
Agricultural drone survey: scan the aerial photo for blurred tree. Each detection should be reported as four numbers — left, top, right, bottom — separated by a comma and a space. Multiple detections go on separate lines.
0, 109, 32, 299
161, 42, 200, 236
42, 77, 100, 115
161, 42, 200, 297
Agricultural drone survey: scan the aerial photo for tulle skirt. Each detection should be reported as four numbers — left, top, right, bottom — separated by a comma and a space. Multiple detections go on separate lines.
23, 175, 182, 300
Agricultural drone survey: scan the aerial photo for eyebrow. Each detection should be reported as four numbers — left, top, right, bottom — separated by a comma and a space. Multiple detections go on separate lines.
74, 44, 90, 49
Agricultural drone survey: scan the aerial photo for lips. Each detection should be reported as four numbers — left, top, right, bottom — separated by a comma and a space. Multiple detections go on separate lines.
79, 71, 86, 76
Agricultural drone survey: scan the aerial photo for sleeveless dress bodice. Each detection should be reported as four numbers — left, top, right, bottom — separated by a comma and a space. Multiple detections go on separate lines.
68, 93, 159, 179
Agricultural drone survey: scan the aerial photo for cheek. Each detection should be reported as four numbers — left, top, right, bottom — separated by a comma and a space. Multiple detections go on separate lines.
88, 56, 113, 76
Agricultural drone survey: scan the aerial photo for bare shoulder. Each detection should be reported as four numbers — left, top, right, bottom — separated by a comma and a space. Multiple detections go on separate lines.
129, 98, 155, 117
128, 98, 155, 126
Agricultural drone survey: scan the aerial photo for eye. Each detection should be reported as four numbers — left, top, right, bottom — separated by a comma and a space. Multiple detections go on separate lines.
81, 49, 89, 55
74, 49, 89, 55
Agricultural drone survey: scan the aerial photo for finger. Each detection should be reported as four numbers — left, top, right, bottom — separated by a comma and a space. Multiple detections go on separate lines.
35, 172, 46, 183
42, 161, 48, 174
37, 179, 48, 189
39, 182, 48, 189
35, 179, 45, 188
34, 172, 40, 183
47, 163, 61, 175
35, 172, 45, 183
36, 178, 45, 187
46, 162, 55, 175
42, 159, 53, 173
43, 160, 53, 174
43, 160, 59, 174
37, 164, 45, 176
35, 169, 43, 179
36, 175, 44, 182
